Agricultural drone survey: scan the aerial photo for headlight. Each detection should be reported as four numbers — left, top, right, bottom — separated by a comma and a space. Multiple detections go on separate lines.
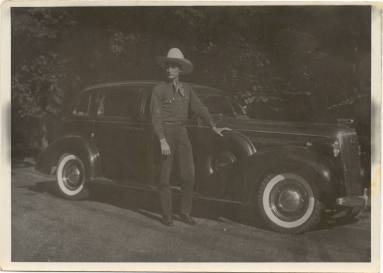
332, 139, 341, 157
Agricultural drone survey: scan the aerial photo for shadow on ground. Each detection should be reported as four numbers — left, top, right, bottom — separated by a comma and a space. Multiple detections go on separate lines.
89, 182, 266, 229
26, 179, 267, 228
26, 180, 57, 196
26, 179, 368, 232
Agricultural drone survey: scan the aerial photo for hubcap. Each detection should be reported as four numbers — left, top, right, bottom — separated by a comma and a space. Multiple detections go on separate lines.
278, 189, 303, 212
270, 179, 309, 222
62, 160, 83, 190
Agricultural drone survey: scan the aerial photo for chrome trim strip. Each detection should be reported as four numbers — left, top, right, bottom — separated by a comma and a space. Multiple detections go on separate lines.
67, 117, 343, 139
198, 125, 334, 138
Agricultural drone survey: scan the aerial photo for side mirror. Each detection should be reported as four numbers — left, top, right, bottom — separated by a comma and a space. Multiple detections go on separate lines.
215, 113, 224, 123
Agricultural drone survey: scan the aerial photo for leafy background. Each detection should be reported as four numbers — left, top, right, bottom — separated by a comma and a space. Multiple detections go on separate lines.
11, 6, 370, 171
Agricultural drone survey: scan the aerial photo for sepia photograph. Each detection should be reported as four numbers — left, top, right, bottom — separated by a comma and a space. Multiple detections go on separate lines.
1, 1, 380, 271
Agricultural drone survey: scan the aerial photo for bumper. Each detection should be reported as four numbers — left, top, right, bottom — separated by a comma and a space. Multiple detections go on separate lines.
336, 188, 369, 207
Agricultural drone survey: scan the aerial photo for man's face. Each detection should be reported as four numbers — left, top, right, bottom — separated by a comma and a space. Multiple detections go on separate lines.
166, 63, 181, 80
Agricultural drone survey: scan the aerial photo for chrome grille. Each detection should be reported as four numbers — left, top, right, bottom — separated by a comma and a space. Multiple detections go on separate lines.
340, 133, 363, 196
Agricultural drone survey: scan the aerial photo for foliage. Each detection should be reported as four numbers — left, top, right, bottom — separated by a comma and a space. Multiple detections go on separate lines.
11, 6, 370, 157
11, 8, 78, 153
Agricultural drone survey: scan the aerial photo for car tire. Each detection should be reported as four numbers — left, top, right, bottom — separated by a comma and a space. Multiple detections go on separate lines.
257, 169, 322, 234
56, 153, 90, 200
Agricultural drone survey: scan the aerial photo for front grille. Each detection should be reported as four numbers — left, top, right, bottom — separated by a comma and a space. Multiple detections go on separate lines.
340, 133, 363, 196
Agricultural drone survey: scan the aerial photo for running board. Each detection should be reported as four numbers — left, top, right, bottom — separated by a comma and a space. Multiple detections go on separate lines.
92, 177, 242, 205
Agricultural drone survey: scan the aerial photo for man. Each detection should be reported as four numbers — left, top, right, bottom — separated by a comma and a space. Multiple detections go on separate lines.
151, 48, 230, 226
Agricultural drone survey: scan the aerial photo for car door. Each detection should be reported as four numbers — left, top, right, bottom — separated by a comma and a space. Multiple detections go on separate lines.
191, 88, 239, 198
141, 85, 238, 196
93, 85, 151, 184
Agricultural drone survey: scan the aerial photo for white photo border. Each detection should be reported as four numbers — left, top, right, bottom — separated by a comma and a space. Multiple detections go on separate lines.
0, 1, 380, 272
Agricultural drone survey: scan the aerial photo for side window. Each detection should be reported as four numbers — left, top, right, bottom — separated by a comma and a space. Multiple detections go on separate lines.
73, 91, 91, 116
97, 87, 141, 119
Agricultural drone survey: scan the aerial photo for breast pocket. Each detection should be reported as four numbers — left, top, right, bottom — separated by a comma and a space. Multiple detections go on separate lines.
163, 96, 175, 105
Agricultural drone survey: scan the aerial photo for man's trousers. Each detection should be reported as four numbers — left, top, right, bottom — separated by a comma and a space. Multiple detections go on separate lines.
158, 124, 195, 218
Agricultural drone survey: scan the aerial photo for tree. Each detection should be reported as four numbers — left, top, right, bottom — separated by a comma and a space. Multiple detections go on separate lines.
11, 6, 370, 157
12, 8, 77, 154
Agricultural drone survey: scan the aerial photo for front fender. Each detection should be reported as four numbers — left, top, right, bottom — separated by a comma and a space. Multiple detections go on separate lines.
222, 131, 257, 158
198, 130, 256, 177
35, 135, 101, 180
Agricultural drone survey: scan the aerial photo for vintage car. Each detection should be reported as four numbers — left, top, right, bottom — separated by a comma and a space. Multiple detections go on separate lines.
36, 80, 368, 233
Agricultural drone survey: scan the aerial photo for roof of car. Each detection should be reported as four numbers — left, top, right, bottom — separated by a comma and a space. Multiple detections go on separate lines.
82, 80, 226, 96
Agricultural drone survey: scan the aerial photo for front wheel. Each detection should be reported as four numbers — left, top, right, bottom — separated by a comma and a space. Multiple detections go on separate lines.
56, 153, 89, 200
257, 171, 322, 234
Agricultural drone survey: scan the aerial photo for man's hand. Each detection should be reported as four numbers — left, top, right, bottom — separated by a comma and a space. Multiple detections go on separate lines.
160, 138, 171, 156
212, 126, 232, 137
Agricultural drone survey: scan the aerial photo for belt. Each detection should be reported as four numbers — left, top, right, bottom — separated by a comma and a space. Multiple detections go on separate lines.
163, 121, 187, 126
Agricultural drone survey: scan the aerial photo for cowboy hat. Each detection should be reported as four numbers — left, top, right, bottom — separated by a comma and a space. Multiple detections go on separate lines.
156, 48, 193, 74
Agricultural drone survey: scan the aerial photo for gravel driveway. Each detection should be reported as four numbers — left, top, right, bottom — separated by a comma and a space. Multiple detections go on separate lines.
11, 165, 371, 262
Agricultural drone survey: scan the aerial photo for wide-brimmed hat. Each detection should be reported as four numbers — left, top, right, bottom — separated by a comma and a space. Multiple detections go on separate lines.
156, 48, 193, 74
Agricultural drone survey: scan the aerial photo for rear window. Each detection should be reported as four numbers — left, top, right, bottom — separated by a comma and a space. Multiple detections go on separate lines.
97, 86, 141, 118
73, 91, 91, 116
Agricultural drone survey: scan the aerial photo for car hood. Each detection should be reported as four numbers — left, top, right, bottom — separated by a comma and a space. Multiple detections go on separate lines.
218, 116, 356, 139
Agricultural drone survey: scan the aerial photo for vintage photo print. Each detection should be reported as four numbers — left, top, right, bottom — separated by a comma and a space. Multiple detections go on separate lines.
0, 1, 380, 272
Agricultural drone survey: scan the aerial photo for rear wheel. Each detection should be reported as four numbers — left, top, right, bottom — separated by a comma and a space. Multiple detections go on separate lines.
56, 153, 89, 200
257, 170, 322, 233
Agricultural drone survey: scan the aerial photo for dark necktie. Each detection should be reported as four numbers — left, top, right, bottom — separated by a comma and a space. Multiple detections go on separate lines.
173, 82, 185, 97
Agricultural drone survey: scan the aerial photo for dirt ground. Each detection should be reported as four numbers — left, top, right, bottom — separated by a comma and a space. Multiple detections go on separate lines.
11, 164, 371, 262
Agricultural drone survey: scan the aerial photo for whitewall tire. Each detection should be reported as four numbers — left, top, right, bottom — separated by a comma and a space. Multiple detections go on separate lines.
56, 153, 89, 200
257, 171, 322, 233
